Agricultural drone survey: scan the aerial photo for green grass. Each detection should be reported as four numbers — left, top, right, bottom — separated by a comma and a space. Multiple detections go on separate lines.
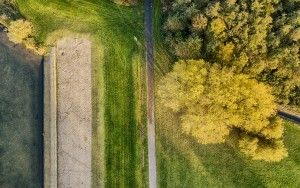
15, 0, 147, 187
0, 42, 43, 187
156, 104, 300, 187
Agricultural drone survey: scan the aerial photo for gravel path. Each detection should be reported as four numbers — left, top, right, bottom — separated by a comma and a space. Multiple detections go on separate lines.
145, 0, 157, 187
56, 38, 92, 188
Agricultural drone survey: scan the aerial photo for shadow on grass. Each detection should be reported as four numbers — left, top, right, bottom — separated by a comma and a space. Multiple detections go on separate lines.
0, 40, 44, 187
158, 120, 300, 187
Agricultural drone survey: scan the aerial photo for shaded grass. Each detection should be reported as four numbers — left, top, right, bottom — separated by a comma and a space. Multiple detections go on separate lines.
15, 0, 147, 186
0, 42, 43, 187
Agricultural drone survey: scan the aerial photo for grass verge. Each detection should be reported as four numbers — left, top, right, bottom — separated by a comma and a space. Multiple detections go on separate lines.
15, 0, 147, 186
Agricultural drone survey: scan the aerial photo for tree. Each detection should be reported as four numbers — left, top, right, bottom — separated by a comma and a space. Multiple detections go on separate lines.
7, 19, 32, 43
163, 0, 300, 105
158, 59, 288, 161
192, 14, 207, 31
173, 36, 202, 59
7, 19, 45, 55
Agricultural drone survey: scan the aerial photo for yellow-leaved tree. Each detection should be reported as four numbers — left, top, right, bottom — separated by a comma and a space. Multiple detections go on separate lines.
158, 59, 288, 162
163, 0, 300, 106
7, 19, 32, 43
7, 19, 45, 55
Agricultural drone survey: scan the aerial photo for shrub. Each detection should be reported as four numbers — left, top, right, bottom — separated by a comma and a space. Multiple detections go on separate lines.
7, 19, 32, 43
7, 19, 45, 55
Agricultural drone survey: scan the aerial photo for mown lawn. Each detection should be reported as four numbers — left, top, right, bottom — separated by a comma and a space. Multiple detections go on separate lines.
153, 0, 300, 187
156, 103, 300, 187
15, 0, 147, 187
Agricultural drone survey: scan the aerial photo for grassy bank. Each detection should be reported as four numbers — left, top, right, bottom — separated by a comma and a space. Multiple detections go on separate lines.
15, 0, 147, 186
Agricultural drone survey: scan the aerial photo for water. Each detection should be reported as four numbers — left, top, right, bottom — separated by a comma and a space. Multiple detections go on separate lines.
0, 37, 43, 187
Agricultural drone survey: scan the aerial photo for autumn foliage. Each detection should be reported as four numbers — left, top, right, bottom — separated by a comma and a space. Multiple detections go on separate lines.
7, 19, 32, 43
7, 19, 45, 55
163, 0, 300, 106
158, 60, 288, 162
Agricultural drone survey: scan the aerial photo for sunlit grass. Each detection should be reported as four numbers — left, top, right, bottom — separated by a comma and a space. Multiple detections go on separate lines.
16, 0, 147, 186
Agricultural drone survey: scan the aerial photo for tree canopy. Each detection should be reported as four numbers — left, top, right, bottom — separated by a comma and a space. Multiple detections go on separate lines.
6, 19, 45, 55
163, 0, 300, 105
158, 59, 288, 162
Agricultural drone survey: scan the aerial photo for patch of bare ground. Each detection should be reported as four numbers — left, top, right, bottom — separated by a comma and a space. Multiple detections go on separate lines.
56, 37, 92, 188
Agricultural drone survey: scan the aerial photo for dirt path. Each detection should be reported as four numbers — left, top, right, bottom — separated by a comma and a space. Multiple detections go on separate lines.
56, 38, 92, 188
278, 110, 300, 124
145, 0, 157, 187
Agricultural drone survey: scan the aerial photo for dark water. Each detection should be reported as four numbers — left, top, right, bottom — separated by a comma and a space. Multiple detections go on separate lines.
0, 40, 43, 187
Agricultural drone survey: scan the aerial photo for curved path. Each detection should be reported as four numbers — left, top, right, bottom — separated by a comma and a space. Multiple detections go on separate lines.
145, 0, 157, 187
278, 110, 300, 124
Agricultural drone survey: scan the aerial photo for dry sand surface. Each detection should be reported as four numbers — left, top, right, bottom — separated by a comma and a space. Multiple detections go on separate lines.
56, 37, 92, 188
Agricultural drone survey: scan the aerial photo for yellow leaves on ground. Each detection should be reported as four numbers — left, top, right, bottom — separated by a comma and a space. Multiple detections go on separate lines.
24, 37, 46, 55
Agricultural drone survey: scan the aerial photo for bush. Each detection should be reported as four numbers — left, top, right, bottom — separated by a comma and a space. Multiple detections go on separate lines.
7, 19, 32, 43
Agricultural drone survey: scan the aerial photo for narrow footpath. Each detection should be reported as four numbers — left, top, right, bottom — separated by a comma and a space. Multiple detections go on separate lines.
145, 0, 157, 187
278, 110, 300, 125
